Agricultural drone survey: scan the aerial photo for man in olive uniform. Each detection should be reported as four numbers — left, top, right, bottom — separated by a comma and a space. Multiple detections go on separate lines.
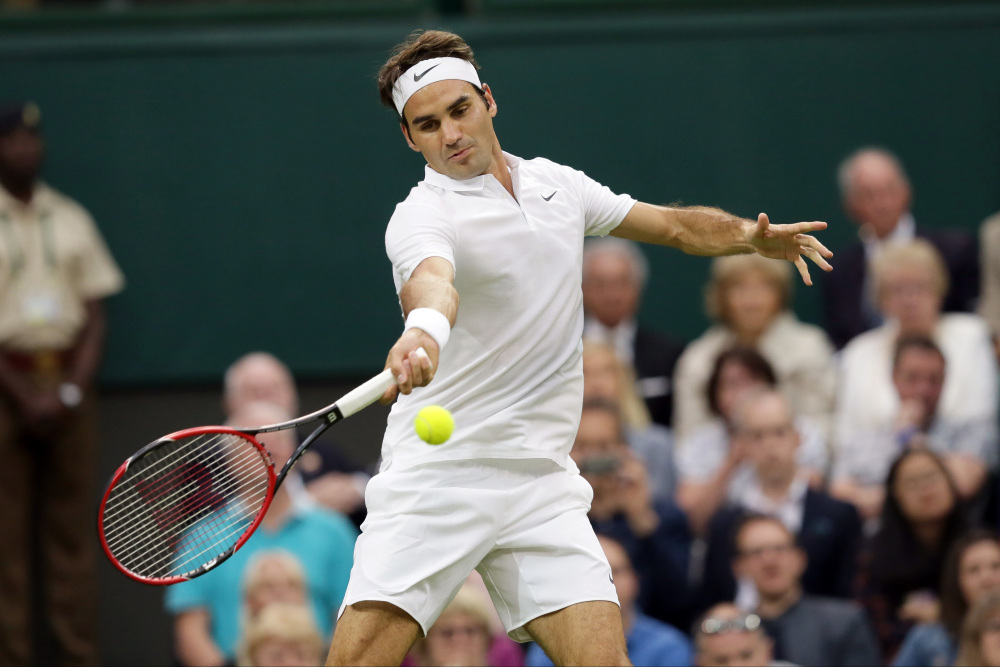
0, 103, 124, 666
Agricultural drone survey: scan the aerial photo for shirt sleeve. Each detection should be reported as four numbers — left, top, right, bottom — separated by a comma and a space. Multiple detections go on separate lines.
72, 209, 125, 301
567, 166, 636, 238
164, 574, 211, 613
385, 202, 457, 294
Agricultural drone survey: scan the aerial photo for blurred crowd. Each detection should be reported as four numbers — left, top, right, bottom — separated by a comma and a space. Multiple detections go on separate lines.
4, 101, 1000, 667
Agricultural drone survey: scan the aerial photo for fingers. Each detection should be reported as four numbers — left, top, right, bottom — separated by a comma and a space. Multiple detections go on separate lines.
800, 245, 833, 273
387, 343, 438, 398
756, 212, 770, 232
795, 233, 833, 258
794, 256, 813, 286
783, 220, 827, 235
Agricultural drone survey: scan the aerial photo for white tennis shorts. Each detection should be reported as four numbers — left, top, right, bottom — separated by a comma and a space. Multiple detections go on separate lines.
338, 458, 618, 642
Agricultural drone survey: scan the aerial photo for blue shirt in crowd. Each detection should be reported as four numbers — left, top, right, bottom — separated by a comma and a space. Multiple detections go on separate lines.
164, 492, 357, 659
891, 622, 956, 667
524, 611, 693, 667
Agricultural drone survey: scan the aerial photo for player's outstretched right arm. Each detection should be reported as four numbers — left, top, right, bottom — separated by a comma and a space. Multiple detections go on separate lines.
381, 256, 459, 404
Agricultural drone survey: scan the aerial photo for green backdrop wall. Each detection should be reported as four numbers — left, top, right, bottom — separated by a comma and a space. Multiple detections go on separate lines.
1, 1, 998, 386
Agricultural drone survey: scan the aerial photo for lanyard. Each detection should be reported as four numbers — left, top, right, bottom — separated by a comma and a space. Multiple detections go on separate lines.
0, 210, 57, 278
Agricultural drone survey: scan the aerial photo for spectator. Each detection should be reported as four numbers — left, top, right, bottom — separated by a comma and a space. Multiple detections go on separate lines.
242, 550, 310, 619
237, 602, 324, 667
835, 240, 998, 457
526, 533, 692, 667
894, 528, 1000, 666
672, 253, 835, 441
824, 146, 979, 349
166, 401, 357, 666
701, 389, 862, 606
224, 352, 369, 526
854, 448, 969, 661
410, 585, 495, 667
582, 236, 686, 428
693, 603, 781, 667
732, 514, 880, 666
955, 588, 1000, 667
832, 335, 998, 521
570, 398, 694, 630
676, 349, 829, 535
0, 102, 125, 666
979, 211, 1000, 359
583, 339, 678, 500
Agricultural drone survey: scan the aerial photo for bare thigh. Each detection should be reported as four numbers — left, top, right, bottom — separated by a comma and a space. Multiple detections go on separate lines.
524, 600, 630, 666
326, 601, 422, 667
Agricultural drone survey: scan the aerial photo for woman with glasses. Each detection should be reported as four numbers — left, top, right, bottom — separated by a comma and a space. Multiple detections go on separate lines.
854, 449, 969, 662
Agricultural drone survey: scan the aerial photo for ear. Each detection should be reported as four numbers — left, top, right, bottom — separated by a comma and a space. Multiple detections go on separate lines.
400, 122, 419, 152
482, 83, 498, 118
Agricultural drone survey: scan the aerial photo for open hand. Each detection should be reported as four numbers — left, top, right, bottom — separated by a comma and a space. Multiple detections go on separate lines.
747, 213, 833, 286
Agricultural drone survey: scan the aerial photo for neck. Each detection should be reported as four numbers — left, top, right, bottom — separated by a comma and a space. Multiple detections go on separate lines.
760, 471, 796, 501
261, 487, 292, 531
1, 175, 34, 204
912, 518, 946, 548
757, 586, 802, 620
484, 142, 513, 198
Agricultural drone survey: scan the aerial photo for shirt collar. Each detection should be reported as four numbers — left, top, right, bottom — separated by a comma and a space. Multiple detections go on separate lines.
0, 182, 51, 212
421, 151, 521, 193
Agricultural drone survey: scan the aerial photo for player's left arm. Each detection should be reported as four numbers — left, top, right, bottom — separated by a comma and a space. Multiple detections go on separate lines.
611, 202, 833, 285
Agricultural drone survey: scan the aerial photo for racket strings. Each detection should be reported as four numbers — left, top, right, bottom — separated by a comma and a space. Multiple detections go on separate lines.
104, 450, 269, 575
102, 431, 272, 580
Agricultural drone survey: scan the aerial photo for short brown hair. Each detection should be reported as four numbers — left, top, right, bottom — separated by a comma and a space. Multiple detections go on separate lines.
704, 254, 792, 326
377, 30, 482, 119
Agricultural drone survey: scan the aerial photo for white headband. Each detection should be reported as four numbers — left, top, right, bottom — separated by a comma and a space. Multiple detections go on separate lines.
392, 57, 482, 117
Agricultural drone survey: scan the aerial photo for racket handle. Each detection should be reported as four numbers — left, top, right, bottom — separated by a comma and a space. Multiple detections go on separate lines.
335, 347, 430, 418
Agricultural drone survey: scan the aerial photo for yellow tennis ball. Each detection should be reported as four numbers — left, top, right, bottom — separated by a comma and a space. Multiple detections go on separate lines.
414, 405, 454, 445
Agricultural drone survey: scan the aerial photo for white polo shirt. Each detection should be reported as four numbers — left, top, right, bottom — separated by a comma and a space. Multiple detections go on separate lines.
382, 152, 635, 471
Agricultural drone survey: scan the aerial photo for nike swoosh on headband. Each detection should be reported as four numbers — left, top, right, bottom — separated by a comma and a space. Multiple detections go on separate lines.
414, 64, 441, 82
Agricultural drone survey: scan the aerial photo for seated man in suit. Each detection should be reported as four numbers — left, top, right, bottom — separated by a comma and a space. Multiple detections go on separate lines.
701, 388, 862, 607
582, 236, 686, 428
733, 514, 880, 667
823, 147, 978, 349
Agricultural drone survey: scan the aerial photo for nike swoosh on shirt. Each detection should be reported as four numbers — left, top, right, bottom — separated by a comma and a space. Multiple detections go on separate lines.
542, 191, 557, 201
414, 64, 441, 81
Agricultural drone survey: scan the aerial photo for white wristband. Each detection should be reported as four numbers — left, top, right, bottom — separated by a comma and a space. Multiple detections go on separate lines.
404, 308, 451, 351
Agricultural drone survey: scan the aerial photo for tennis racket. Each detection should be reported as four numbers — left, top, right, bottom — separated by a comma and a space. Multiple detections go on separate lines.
98, 360, 407, 586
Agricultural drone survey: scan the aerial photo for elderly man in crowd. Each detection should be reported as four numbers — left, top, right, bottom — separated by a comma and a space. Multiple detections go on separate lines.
700, 388, 862, 607
733, 514, 880, 667
582, 236, 686, 428
824, 147, 978, 348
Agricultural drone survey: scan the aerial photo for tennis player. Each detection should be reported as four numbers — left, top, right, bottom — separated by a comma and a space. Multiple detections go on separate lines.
327, 30, 833, 667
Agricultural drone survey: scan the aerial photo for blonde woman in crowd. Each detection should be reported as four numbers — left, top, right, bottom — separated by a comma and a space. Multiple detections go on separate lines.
835, 239, 998, 450
237, 603, 324, 667
582, 339, 678, 500
672, 254, 836, 442
410, 585, 496, 667
955, 588, 1000, 667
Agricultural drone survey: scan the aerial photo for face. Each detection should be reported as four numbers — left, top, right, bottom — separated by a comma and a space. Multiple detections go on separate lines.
0, 127, 44, 182
245, 560, 307, 616
600, 536, 638, 611
402, 79, 498, 182
715, 361, 768, 421
722, 269, 783, 338
571, 408, 625, 497
582, 345, 621, 402
227, 358, 298, 416
250, 638, 321, 667
893, 453, 955, 524
582, 252, 641, 328
737, 394, 800, 485
960, 541, 1000, 607
878, 265, 942, 334
735, 520, 805, 602
892, 348, 945, 422
980, 612, 1000, 667
424, 611, 490, 667
843, 152, 911, 238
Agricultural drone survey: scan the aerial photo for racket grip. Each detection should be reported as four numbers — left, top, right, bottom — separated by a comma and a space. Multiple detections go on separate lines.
336, 347, 430, 417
